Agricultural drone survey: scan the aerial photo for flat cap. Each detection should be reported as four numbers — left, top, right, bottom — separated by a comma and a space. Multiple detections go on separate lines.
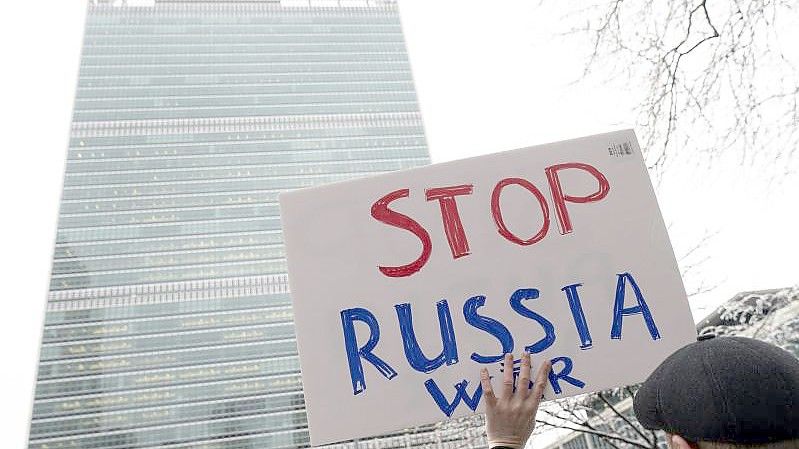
633, 336, 799, 443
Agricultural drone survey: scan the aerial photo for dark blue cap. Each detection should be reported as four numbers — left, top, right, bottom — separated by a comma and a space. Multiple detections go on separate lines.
633, 336, 799, 443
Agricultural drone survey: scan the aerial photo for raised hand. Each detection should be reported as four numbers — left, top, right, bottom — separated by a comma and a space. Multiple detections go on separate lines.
480, 353, 551, 449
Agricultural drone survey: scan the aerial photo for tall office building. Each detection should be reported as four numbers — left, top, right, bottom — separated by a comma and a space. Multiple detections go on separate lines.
28, 1, 487, 448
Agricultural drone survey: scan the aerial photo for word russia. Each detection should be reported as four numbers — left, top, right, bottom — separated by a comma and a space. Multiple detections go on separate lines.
341, 272, 660, 397
280, 130, 696, 446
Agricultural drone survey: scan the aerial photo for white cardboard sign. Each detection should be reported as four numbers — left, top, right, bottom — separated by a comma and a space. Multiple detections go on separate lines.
280, 130, 696, 446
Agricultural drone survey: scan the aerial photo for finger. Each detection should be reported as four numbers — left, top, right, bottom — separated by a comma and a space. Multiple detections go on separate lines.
480, 368, 496, 405
501, 353, 514, 399
528, 358, 552, 410
518, 352, 532, 398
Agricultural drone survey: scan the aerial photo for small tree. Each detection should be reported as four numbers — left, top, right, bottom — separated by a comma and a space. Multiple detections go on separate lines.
700, 286, 799, 353
533, 386, 661, 449
557, 0, 799, 172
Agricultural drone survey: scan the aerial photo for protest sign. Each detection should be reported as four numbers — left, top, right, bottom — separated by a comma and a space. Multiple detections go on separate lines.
279, 130, 696, 446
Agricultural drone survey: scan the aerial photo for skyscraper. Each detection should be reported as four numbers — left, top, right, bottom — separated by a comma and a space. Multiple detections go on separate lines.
28, 1, 486, 448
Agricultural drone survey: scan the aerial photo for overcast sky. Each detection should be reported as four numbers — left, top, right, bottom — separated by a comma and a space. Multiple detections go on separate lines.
0, 0, 796, 446
399, 0, 798, 312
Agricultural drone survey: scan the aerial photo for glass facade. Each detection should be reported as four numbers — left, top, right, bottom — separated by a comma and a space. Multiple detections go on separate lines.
29, 1, 486, 448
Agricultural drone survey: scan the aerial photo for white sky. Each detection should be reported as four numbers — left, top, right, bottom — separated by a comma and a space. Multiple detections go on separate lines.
0, 0, 796, 446
398, 0, 799, 318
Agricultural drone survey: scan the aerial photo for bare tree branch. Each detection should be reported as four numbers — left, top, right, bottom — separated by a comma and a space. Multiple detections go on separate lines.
536, 419, 653, 449
556, 0, 799, 173
597, 392, 654, 446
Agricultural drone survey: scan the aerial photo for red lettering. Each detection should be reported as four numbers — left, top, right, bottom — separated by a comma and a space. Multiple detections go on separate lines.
545, 162, 610, 235
491, 178, 550, 246
371, 189, 432, 277
425, 184, 474, 259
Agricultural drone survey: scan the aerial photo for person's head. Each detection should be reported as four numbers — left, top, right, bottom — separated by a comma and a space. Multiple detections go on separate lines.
633, 336, 799, 449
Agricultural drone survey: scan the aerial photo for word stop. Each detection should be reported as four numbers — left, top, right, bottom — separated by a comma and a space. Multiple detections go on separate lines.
371, 162, 610, 277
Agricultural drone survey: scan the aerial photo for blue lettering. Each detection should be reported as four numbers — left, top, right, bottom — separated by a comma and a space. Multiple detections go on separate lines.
548, 356, 586, 394
424, 378, 483, 417
610, 272, 661, 340
562, 283, 593, 349
395, 300, 459, 373
509, 288, 556, 353
463, 295, 514, 363
340, 307, 398, 395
